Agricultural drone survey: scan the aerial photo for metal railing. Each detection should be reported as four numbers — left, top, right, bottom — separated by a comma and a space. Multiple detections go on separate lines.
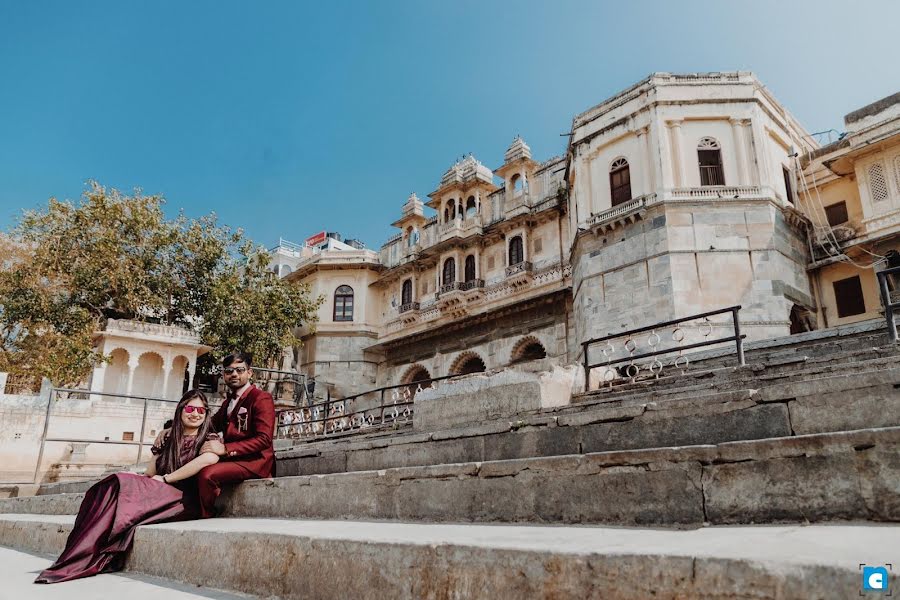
877, 265, 900, 343
274, 374, 459, 441
581, 305, 745, 391
30, 388, 223, 484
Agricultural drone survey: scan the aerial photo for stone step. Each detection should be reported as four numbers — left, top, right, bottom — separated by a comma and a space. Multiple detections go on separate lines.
578, 349, 900, 405
6, 427, 899, 528
0, 513, 896, 600
0, 546, 257, 600
269, 366, 900, 477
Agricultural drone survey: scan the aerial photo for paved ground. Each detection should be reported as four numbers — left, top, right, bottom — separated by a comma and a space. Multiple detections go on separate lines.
0, 546, 257, 600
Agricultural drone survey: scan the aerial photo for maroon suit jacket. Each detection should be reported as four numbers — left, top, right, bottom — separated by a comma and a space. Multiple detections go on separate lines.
212, 385, 275, 478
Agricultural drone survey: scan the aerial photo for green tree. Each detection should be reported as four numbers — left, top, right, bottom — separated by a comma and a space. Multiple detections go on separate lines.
0, 181, 321, 387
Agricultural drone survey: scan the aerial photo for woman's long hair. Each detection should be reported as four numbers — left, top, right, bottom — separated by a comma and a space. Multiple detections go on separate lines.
156, 389, 214, 476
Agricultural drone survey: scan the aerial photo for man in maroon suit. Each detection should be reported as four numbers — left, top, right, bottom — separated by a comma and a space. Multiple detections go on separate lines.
197, 352, 275, 518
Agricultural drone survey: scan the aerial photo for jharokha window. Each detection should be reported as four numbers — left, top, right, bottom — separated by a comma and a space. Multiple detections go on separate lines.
333, 285, 354, 321
442, 258, 456, 285
698, 137, 725, 186
609, 158, 632, 207
508, 235, 524, 265
464, 255, 476, 282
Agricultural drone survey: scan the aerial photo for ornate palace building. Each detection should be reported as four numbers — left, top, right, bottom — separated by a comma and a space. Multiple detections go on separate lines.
273, 72, 899, 397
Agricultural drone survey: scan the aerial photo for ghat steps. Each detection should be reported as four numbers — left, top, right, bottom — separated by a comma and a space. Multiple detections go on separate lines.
0, 322, 897, 598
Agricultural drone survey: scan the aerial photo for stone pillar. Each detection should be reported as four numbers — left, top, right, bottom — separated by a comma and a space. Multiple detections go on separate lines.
161, 355, 173, 400
749, 115, 769, 188
0, 372, 7, 395
668, 120, 685, 188
637, 127, 653, 195
730, 118, 749, 185
126, 357, 139, 397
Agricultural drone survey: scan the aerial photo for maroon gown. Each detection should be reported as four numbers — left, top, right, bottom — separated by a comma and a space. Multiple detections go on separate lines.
35, 434, 215, 584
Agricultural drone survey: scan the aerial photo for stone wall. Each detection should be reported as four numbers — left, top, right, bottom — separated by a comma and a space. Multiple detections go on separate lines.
0, 382, 172, 483
378, 292, 569, 388
572, 200, 812, 353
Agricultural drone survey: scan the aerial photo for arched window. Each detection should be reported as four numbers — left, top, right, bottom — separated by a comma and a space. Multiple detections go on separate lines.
401, 279, 413, 305
510, 174, 523, 194
446, 200, 457, 221
697, 137, 725, 186
333, 285, 354, 322
279, 264, 293, 277
464, 255, 476, 282
465, 196, 477, 218
454, 354, 486, 376
609, 158, 632, 207
442, 258, 456, 285
508, 235, 524, 266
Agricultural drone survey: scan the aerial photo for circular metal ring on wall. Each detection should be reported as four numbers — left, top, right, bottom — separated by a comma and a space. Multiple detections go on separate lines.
603, 368, 616, 382
672, 327, 685, 343
624, 339, 637, 353
647, 332, 661, 348
674, 355, 689, 369
699, 319, 713, 337
649, 359, 663, 374
625, 363, 639, 379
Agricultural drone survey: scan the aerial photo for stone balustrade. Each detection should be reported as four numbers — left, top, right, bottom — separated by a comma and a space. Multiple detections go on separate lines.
104, 319, 200, 343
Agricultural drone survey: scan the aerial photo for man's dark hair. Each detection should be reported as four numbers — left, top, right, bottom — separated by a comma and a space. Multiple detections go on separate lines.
223, 352, 253, 368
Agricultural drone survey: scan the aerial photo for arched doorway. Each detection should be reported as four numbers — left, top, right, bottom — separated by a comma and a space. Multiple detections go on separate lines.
104, 348, 130, 395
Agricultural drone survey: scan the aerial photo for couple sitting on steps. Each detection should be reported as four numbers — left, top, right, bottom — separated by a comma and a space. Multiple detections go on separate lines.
35, 351, 276, 584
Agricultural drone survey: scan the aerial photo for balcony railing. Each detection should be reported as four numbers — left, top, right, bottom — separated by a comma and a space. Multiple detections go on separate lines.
459, 279, 485, 291
505, 261, 533, 277
398, 302, 420, 314
668, 185, 764, 200
438, 282, 461, 296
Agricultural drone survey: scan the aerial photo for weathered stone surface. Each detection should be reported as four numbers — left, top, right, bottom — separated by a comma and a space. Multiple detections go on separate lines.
0, 515, 894, 600
580, 402, 790, 454
702, 453, 867, 524
788, 384, 900, 434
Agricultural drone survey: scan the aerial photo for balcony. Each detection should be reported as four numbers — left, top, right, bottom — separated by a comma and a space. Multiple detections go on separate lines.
438, 215, 483, 243
459, 279, 484, 292
398, 302, 420, 314
505, 261, 533, 286
586, 194, 658, 232
666, 185, 767, 201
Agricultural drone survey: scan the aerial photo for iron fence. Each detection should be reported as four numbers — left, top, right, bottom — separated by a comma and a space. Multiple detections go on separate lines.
877, 265, 900, 343
582, 305, 745, 391
274, 374, 459, 441
30, 388, 224, 484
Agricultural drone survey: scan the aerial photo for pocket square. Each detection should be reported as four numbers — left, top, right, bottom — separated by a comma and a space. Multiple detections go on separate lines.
238, 407, 248, 415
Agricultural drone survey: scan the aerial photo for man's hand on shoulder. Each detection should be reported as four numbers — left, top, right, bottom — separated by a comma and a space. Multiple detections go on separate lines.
200, 438, 227, 456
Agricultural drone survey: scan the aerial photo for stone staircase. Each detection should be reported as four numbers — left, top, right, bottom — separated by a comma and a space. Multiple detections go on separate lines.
1, 324, 898, 598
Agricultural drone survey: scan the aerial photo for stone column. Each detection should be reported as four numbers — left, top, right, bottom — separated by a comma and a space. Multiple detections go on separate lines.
730, 118, 749, 185
637, 127, 653, 195
126, 357, 139, 397
749, 114, 769, 187
161, 354, 173, 400
667, 120, 686, 188
0, 372, 7, 395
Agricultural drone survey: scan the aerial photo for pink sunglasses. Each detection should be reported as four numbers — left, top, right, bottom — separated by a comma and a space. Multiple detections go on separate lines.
183, 406, 206, 415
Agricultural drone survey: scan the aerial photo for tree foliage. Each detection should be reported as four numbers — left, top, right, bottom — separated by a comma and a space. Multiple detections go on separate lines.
0, 181, 321, 386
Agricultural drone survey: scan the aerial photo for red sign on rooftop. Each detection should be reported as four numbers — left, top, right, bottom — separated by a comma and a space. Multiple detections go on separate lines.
305, 231, 327, 247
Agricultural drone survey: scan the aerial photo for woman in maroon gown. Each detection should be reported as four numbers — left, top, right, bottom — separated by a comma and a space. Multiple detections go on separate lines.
35, 389, 221, 584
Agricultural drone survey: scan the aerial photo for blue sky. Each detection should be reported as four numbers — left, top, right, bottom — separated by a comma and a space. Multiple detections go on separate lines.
1, 0, 898, 249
